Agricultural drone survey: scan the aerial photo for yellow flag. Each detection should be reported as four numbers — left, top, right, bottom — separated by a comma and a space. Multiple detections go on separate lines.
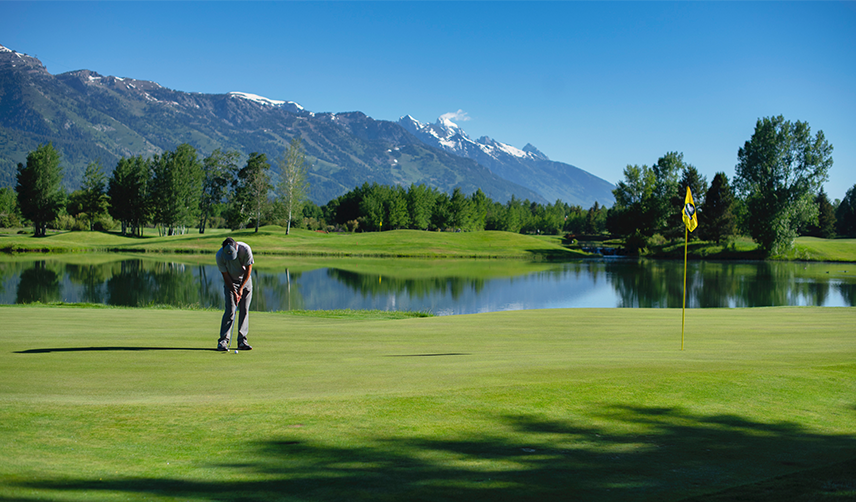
682, 186, 698, 233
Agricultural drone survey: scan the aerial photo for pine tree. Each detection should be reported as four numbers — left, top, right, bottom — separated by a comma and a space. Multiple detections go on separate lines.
835, 185, 856, 237
816, 188, 836, 239
699, 172, 736, 244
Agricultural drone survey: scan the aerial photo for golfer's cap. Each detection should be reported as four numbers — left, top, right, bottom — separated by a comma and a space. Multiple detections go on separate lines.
224, 243, 238, 260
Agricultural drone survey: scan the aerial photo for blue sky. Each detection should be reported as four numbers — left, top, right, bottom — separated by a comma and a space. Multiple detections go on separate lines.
3, 1, 855, 201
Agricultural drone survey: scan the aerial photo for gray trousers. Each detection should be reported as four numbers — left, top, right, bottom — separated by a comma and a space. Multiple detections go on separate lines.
219, 285, 252, 347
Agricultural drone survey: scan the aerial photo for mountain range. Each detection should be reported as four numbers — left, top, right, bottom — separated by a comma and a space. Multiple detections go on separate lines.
0, 43, 614, 207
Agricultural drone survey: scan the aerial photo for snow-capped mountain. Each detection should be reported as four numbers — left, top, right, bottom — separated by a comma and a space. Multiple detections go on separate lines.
399, 115, 614, 207
399, 115, 536, 161
228, 92, 306, 115
0, 41, 612, 207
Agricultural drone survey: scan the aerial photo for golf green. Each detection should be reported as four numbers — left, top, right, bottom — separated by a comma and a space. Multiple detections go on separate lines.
1, 305, 854, 501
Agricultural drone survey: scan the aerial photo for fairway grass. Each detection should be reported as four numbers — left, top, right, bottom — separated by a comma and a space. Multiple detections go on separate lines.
1, 306, 854, 501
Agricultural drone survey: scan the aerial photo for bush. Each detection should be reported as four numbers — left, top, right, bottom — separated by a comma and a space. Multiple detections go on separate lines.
0, 213, 21, 228
53, 214, 80, 231
648, 233, 667, 246
624, 231, 649, 255
92, 215, 116, 232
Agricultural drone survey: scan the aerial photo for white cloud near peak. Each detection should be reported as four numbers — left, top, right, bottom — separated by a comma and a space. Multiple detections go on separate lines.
439, 109, 471, 123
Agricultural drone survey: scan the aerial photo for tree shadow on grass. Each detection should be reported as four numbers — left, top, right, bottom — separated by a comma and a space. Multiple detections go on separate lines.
6, 405, 855, 501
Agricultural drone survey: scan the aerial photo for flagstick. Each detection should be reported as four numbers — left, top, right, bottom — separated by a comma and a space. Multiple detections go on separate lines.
682, 225, 688, 351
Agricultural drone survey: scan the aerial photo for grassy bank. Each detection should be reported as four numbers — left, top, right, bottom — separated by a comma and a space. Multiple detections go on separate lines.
647, 236, 856, 263
1, 305, 854, 501
0, 226, 587, 260
3, 225, 855, 262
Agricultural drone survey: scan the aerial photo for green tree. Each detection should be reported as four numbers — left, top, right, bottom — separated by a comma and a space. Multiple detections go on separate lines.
647, 152, 706, 238
150, 144, 204, 236
406, 184, 436, 230
734, 116, 833, 255
448, 187, 474, 231
607, 164, 656, 238
699, 172, 737, 244
431, 192, 452, 230
835, 184, 856, 237
234, 152, 271, 232
79, 161, 110, 231
359, 182, 386, 231
563, 205, 586, 234
16, 143, 66, 237
199, 148, 239, 234
109, 155, 151, 237
0, 187, 21, 228
584, 201, 606, 235
276, 138, 309, 235
469, 188, 490, 231
675, 166, 708, 240
385, 185, 410, 230
301, 201, 326, 230
814, 188, 836, 239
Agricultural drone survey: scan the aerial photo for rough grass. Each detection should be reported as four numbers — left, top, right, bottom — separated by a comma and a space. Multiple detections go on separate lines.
1, 305, 854, 501
785, 237, 856, 262
648, 236, 856, 263
4, 226, 855, 263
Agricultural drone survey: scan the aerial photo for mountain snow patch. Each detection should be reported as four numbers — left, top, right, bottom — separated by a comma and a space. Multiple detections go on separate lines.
229, 92, 304, 111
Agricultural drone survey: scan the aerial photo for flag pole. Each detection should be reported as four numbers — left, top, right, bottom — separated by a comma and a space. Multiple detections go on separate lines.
681, 225, 688, 351
681, 186, 697, 351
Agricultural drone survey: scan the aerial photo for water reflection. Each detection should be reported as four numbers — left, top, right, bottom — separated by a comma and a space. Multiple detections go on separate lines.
16, 261, 61, 304
0, 256, 854, 314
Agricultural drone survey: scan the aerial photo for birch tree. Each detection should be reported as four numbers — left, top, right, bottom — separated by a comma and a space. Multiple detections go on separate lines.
276, 138, 309, 235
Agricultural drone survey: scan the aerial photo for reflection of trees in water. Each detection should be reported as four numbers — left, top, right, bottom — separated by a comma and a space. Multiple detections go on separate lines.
107, 260, 203, 307
838, 282, 856, 306
66, 264, 111, 303
607, 260, 850, 308
252, 269, 305, 312
606, 260, 685, 308
4, 257, 856, 310
16, 261, 61, 304
736, 262, 792, 307
327, 269, 485, 301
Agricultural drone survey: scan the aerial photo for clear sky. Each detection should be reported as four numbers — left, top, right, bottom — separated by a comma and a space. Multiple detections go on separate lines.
3, 1, 855, 201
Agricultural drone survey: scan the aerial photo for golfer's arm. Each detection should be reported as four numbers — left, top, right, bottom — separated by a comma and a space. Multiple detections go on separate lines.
221, 271, 233, 288
238, 264, 252, 292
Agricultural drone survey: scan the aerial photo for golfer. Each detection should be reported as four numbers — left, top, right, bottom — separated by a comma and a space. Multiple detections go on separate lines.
216, 237, 254, 351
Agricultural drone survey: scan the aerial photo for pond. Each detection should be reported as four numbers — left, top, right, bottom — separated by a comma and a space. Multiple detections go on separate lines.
1, 255, 854, 314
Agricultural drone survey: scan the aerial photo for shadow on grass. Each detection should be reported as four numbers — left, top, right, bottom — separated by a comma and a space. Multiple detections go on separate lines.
15, 346, 218, 353
6, 405, 855, 501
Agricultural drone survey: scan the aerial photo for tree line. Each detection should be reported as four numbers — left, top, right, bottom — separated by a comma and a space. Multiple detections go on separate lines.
2, 140, 611, 238
2, 114, 854, 256
607, 116, 853, 255
4, 138, 309, 237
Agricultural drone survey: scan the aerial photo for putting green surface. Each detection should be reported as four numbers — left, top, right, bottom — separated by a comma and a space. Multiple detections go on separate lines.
1, 306, 854, 501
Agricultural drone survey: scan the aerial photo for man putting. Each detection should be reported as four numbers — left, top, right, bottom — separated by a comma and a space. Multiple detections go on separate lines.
216, 237, 254, 351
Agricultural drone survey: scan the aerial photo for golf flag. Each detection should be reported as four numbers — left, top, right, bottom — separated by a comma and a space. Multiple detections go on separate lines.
680, 186, 698, 351
682, 186, 698, 233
